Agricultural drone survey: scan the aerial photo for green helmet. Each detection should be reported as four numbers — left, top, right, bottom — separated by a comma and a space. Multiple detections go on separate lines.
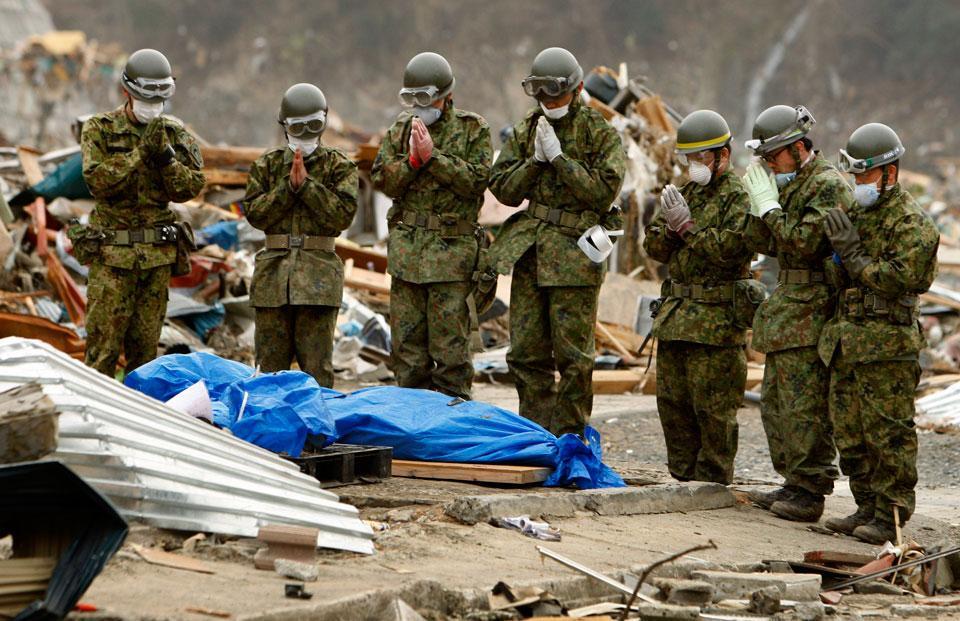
399, 52, 455, 106
675, 110, 731, 155
278, 83, 328, 137
745, 105, 816, 154
121, 49, 175, 102
839, 123, 905, 173
522, 47, 583, 100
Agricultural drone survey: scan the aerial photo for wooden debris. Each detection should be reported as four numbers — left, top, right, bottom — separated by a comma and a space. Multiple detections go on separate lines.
185, 606, 232, 618
198, 145, 264, 169
592, 369, 644, 394
335, 238, 388, 273
391, 460, 551, 485
634, 95, 674, 134
344, 264, 391, 296
203, 169, 249, 187
130, 544, 214, 574
16, 146, 44, 186
0, 383, 59, 464
254, 524, 319, 571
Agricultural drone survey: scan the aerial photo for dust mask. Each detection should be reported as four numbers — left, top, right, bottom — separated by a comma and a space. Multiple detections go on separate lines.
132, 99, 164, 124
853, 182, 881, 207
288, 135, 319, 156
689, 161, 712, 186
413, 105, 442, 126
540, 102, 569, 120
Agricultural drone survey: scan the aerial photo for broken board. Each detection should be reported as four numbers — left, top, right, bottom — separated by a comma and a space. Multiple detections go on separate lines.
391, 460, 551, 485
592, 369, 644, 394
131, 544, 214, 574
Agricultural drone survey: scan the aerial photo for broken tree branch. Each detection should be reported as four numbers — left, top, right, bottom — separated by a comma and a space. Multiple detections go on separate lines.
621, 540, 718, 620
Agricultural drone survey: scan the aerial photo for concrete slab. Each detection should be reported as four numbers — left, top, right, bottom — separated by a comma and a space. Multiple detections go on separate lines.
689, 570, 822, 602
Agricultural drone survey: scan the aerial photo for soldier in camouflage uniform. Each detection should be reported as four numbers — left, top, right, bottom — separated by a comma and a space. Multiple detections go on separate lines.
644, 110, 755, 485
819, 124, 938, 544
245, 83, 358, 387
371, 52, 492, 400
488, 47, 625, 437
741, 105, 852, 521
80, 49, 205, 376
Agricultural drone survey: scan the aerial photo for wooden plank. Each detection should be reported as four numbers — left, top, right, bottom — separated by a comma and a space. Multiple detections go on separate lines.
199, 145, 264, 169
391, 460, 551, 485
592, 369, 644, 394
586, 98, 619, 121
335, 238, 388, 273
921, 291, 960, 312
203, 169, 249, 186
131, 544, 214, 574
17, 146, 44, 186
745, 366, 765, 391
344, 265, 391, 296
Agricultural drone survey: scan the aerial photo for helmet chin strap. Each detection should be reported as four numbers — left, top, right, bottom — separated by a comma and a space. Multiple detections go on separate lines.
789, 142, 803, 171
880, 164, 890, 193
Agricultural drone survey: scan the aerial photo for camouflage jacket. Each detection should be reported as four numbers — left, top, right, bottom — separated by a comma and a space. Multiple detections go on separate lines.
371, 105, 492, 284
81, 107, 205, 270
244, 145, 358, 307
745, 154, 852, 353
644, 171, 754, 346
818, 184, 939, 364
487, 97, 625, 287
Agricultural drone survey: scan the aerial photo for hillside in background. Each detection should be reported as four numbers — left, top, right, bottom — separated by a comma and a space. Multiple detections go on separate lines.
23, 0, 960, 170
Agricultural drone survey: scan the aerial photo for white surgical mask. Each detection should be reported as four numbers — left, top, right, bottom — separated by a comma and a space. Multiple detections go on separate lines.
540, 102, 569, 120
413, 105, 443, 126
689, 161, 712, 186
775, 171, 797, 188
288, 135, 319, 156
853, 182, 881, 207
132, 99, 164, 124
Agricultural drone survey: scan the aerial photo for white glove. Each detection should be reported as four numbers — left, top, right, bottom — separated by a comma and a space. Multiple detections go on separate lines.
533, 125, 546, 162
660, 184, 692, 233
743, 164, 781, 217
536, 117, 563, 162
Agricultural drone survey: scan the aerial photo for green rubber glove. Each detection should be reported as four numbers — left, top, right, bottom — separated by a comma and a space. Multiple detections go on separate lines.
743, 164, 781, 218
824, 207, 871, 278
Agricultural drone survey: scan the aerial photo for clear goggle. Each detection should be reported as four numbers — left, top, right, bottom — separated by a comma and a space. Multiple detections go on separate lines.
399, 85, 441, 108
122, 74, 176, 100
744, 105, 816, 153
521, 74, 577, 99
677, 150, 715, 166
838, 145, 905, 174
283, 111, 327, 136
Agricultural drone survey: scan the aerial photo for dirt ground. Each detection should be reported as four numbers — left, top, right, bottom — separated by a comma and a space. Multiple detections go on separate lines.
70, 384, 960, 620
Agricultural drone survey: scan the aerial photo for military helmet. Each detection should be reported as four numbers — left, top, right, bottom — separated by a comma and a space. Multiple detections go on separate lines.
522, 47, 583, 100
745, 105, 816, 154
839, 123, 905, 173
399, 52, 455, 107
278, 83, 328, 137
121, 49, 175, 102
675, 110, 731, 155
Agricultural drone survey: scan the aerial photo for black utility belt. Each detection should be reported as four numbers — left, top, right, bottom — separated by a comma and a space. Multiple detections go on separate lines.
103, 225, 178, 246
398, 210, 476, 236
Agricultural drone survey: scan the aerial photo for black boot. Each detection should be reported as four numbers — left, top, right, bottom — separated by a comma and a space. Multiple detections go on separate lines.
853, 520, 898, 545
824, 506, 874, 535
770, 488, 825, 522
747, 486, 794, 511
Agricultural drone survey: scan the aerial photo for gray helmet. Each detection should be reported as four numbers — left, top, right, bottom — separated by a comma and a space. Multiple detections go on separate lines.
121, 49, 175, 102
745, 105, 816, 154
278, 83, 328, 137
676, 110, 731, 155
839, 123, 905, 173
399, 52, 455, 107
522, 47, 583, 100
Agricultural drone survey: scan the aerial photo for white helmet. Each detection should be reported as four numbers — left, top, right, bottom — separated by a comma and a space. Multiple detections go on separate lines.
577, 225, 624, 263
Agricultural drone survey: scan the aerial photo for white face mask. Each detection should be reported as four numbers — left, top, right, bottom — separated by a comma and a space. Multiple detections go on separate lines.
132, 99, 164, 124
413, 105, 443, 126
540, 102, 569, 120
853, 181, 881, 207
288, 135, 319, 156
689, 161, 712, 186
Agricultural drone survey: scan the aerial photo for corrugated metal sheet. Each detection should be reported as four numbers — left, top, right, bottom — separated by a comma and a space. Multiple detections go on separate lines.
916, 381, 960, 430
0, 337, 374, 554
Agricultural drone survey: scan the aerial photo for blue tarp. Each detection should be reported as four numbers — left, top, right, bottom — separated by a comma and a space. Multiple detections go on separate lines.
125, 353, 624, 489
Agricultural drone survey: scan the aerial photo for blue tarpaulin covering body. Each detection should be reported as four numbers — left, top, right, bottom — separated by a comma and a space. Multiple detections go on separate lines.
125, 353, 624, 489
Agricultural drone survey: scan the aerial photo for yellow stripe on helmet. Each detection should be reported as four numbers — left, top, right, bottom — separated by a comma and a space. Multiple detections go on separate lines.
676, 132, 731, 151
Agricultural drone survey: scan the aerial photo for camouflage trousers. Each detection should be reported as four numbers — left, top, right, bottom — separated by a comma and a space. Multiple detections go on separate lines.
656, 340, 745, 484
760, 346, 838, 495
389, 278, 474, 400
507, 249, 599, 437
830, 349, 920, 525
85, 261, 171, 377
255, 305, 338, 388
